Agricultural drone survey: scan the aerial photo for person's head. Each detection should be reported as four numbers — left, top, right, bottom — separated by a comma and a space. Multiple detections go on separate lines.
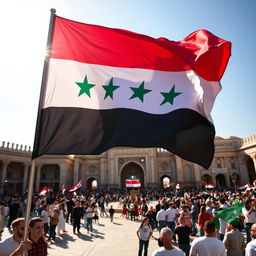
200, 205, 206, 214
159, 227, 173, 247
140, 217, 149, 227
245, 199, 254, 211
250, 223, 256, 239
40, 200, 46, 206
227, 218, 240, 231
181, 204, 188, 212
29, 217, 44, 241
179, 216, 186, 226
203, 220, 216, 237
219, 197, 226, 205
11, 218, 25, 239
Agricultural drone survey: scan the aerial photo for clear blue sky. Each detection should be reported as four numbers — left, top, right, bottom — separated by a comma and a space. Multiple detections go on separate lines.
0, 0, 255, 147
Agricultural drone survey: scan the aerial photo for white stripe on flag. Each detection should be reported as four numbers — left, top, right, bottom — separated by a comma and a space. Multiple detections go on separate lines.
43, 59, 220, 120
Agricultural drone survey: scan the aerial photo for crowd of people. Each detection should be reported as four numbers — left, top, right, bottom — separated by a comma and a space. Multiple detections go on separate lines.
0, 187, 256, 255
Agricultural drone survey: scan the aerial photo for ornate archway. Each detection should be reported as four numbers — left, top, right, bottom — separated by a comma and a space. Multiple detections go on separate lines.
216, 174, 227, 188
160, 175, 171, 188
120, 162, 145, 188
247, 156, 256, 184
201, 174, 212, 184
87, 177, 97, 190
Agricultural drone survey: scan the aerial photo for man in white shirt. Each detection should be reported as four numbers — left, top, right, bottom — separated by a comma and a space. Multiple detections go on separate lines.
166, 203, 179, 241
156, 205, 167, 232
0, 218, 31, 256
189, 220, 225, 256
245, 223, 256, 256
152, 227, 185, 256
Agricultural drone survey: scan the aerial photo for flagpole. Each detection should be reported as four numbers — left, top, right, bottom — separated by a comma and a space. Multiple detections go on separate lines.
22, 9, 56, 255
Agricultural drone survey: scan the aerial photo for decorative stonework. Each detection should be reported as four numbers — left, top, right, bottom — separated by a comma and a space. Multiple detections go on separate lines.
0, 134, 255, 193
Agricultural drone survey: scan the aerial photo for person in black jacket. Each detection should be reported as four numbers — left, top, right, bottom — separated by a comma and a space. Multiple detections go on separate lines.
65, 198, 75, 223
72, 201, 82, 234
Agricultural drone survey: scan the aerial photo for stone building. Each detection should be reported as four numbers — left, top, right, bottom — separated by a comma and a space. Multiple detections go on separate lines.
0, 134, 255, 195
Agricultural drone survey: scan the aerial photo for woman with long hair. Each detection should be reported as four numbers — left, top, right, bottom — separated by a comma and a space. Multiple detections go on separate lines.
136, 217, 152, 256
198, 205, 212, 236
57, 202, 67, 235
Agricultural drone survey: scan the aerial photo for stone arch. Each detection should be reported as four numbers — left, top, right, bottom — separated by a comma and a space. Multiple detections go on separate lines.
201, 174, 212, 184
160, 175, 171, 188
247, 155, 256, 184
216, 174, 227, 188
6, 162, 24, 195
230, 173, 240, 189
87, 177, 97, 190
120, 161, 145, 188
41, 164, 60, 192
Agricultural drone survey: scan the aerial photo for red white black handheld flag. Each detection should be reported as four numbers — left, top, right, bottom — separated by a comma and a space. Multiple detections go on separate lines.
39, 186, 53, 196
69, 180, 83, 192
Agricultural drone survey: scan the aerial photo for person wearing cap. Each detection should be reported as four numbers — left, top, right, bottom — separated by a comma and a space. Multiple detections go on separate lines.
223, 218, 245, 256
245, 223, 256, 256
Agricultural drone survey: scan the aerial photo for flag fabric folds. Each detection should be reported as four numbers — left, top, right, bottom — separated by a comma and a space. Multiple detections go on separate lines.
32, 15, 231, 168
126, 179, 141, 188
205, 184, 215, 189
61, 184, 66, 194
214, 203, 245, 222
237, 183, 250, 190
69, 180, 83, 192
39, 186, 53, 196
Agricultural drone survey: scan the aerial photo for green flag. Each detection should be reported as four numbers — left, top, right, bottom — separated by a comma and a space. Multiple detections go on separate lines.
214, 202, 245, 222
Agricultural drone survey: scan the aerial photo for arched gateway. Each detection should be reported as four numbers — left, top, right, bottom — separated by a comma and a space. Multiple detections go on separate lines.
120, 162, 145, 188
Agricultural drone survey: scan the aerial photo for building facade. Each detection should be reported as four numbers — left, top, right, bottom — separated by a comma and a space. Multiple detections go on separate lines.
0, 134, 256, 195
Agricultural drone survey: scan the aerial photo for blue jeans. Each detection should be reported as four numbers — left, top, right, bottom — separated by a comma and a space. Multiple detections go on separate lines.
158, 220, 166, 232
245, 223, 253, 243
138, 239, 149, 256
167, 221, 176, 241
199, 226, 204, 237
49, 224, 57, 240
192, 218, 197, 234
86, 217, 93, 232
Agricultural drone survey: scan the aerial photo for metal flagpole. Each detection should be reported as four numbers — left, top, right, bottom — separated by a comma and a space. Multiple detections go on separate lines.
22, 9, 56, 255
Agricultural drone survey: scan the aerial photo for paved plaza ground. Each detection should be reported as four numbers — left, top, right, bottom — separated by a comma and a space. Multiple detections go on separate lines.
0, 202, 163, 256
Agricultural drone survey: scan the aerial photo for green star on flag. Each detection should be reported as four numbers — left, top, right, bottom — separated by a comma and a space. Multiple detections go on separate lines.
160, 84, 182, 106
76, 75, 95, 98
129, 81, 152, 102
102, 78, 120, 100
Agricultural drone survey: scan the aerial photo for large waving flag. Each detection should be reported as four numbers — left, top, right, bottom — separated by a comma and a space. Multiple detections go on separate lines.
32, 14, 231, 168
214, 203, 245, 222
69, 180, 83, 192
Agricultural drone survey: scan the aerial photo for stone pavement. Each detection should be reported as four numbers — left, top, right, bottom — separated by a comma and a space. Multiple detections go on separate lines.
0, 202, 162, 256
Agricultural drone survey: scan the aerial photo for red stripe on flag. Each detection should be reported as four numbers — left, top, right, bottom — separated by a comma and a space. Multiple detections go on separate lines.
50, 16, 231, 81
126, 180, 141, 184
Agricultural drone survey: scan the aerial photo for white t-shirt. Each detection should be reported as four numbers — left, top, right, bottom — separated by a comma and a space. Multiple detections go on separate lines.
86, 207, 94, 218
0, 237, 20, 256
246, 239, 256, 256
166, 209, 178, 222
189, 236, 226, 256
156, 210, 167, 221
136, 224, 152, 241
219, 205, 228, 235
41, 210, 49, 223
152, 247, 185, 256
242, 207, 256, 224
